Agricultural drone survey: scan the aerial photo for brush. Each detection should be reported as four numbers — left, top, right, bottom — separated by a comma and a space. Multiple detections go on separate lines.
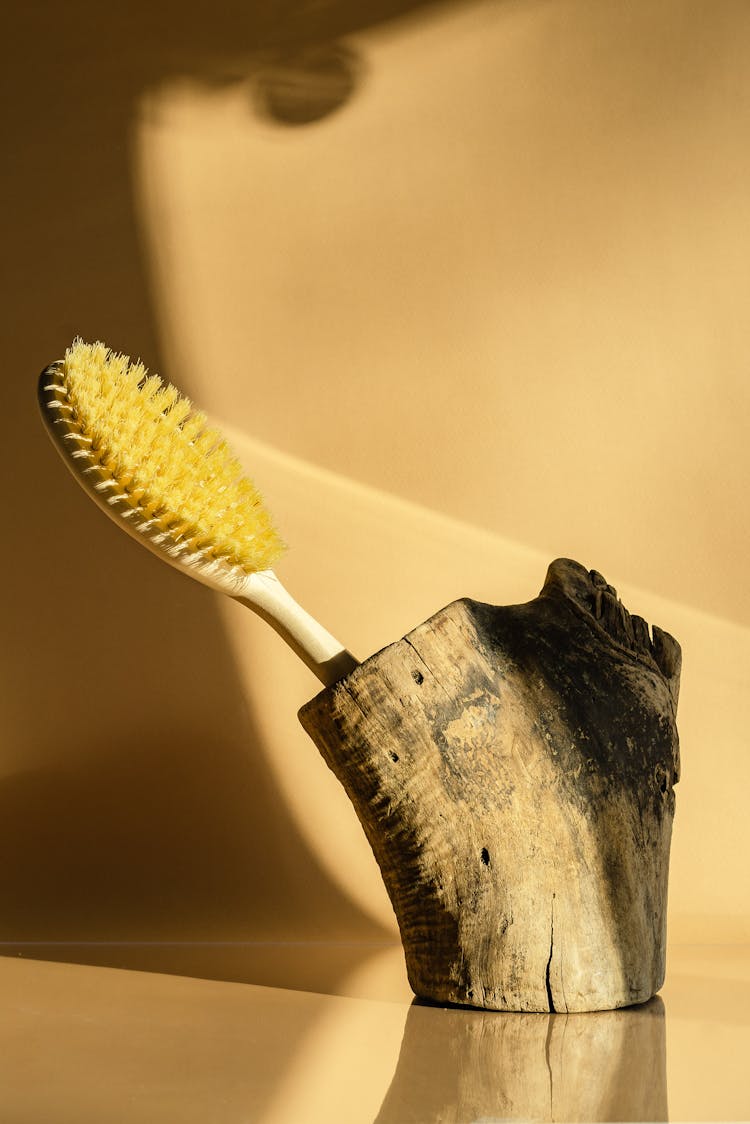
37, 339, 358, 686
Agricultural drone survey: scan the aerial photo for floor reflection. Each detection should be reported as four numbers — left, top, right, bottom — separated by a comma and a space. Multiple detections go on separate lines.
376, 995, 667, 1123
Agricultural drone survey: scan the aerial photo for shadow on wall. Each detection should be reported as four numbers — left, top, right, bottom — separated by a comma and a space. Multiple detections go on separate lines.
0, 0, 466, 976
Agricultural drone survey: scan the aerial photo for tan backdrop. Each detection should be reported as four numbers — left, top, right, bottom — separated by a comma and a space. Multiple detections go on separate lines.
2, 0, 749, 972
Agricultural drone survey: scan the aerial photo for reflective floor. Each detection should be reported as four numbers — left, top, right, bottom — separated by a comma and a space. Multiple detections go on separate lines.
0, 943, 747, 1121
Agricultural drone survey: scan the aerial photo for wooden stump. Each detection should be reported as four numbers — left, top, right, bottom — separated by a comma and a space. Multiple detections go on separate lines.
299, 559, 681, 1012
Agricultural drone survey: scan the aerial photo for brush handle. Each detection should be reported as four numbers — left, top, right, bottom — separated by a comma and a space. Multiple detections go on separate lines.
235, 570, 358, 687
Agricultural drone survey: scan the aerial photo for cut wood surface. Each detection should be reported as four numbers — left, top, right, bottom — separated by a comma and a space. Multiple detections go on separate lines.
299, 559, 681, 1012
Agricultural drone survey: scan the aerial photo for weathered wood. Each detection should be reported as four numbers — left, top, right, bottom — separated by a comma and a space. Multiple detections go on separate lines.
299, 559, 681, 1012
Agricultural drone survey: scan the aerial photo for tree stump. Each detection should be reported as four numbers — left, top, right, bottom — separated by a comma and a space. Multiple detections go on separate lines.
299, 559, 681, 1012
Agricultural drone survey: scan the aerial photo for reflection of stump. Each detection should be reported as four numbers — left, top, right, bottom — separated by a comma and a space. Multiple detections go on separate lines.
299, 559, 681, 1012
375, 996, 668, 1123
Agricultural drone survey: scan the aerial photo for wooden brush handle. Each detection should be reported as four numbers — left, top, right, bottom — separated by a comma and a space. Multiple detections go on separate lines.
236, 570, 358, 687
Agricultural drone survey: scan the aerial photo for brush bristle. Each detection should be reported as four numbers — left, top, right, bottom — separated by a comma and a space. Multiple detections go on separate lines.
61, 339, 286, 574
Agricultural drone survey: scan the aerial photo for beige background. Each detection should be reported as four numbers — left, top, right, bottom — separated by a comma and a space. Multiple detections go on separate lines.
2, 0, 749, 971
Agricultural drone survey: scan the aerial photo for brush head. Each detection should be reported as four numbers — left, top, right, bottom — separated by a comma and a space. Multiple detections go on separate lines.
38, 339, 286, 592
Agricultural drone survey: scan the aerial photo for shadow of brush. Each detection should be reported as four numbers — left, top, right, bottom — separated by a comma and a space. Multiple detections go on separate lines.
3, 0, 471, 974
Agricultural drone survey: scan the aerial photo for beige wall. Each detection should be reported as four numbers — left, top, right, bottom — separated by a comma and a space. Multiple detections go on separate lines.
3, 0, 749, 957
137, 0, 750, 626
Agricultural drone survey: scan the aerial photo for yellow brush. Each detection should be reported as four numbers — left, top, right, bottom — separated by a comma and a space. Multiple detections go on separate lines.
38, 339, 358, 686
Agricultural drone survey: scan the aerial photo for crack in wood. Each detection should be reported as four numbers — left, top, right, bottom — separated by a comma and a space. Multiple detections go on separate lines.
545, 895, 556, 1014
